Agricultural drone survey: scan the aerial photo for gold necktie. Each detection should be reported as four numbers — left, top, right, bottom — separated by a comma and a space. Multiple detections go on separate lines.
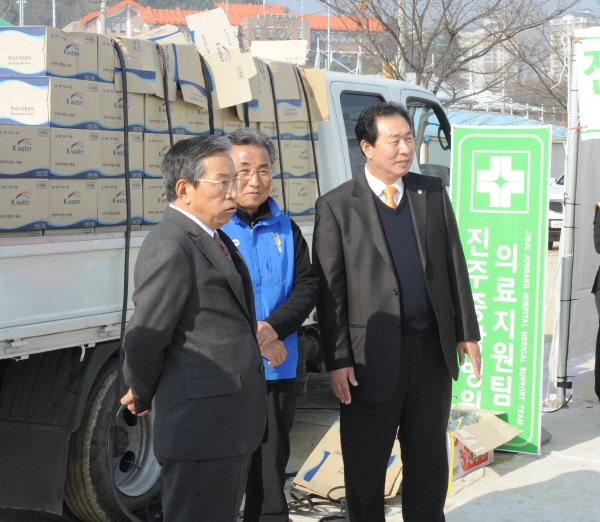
383, 186, 398, 209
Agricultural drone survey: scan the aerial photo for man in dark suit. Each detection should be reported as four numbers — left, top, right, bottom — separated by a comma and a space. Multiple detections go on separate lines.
120, 136, 267, 521
313, 102, 481, 522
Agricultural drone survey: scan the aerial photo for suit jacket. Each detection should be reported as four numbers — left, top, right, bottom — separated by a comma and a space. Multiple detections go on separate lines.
313, 171, 480, 403
123, 207, 267, 461
592, 207, 600, 294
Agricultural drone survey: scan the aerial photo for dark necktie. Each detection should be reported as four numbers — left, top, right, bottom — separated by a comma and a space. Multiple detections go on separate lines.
214, 232, 233, 263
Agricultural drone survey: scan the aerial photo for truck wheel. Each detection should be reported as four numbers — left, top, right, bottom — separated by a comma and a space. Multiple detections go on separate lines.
33, 503, 80, 521
64, 359, 162, 522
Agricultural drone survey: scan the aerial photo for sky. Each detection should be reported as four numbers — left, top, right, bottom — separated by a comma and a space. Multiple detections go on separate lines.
267, 0, 330, 16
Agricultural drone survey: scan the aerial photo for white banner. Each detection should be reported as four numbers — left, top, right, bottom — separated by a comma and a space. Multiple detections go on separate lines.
575, 27, 600, 141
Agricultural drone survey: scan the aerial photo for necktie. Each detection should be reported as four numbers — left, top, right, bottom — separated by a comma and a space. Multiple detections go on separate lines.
383, 185, 398, 209
214, 232, 233, 263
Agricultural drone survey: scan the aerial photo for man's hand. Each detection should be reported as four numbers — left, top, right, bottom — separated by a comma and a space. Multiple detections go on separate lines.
120, 388, 151, 416
329, 367, 358, 405
457, 340, 482, 380
257, 320, 278, 348
261, 339, 287, 367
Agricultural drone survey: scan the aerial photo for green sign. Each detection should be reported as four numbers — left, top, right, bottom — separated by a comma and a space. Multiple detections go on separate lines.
450, 126, 551, 455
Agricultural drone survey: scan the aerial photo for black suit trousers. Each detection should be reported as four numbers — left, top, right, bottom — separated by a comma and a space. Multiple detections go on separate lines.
340, 334, 452, 522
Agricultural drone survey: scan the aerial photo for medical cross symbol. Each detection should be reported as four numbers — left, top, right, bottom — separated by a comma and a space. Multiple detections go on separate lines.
476, 156, 525, 208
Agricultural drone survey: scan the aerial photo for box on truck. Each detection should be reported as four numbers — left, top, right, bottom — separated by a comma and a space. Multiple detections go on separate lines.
0, 25, 452, 522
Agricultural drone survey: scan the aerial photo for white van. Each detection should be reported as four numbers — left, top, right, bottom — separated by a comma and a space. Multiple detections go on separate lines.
0, 70, 451, 521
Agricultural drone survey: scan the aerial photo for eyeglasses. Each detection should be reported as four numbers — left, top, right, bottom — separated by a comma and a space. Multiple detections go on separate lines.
237, 169, 273, 182
195, 178, 240, 193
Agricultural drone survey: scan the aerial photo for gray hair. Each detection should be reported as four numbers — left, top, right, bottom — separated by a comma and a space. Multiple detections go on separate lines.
227, 127, 277, 168
162, 135, 232, 201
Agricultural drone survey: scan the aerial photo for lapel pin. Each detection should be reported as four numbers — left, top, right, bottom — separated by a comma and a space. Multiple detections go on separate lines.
418, 190, 423, 195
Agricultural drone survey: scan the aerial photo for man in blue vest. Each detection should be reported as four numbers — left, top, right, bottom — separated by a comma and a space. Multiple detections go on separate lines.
222, 127, 319, 522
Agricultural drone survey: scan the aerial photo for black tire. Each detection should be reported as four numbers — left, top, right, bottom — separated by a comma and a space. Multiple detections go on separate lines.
64, 359, 162, 522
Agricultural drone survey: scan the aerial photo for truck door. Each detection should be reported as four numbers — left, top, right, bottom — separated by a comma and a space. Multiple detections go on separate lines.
400, 90, 452, 186
321, 82, 391, 193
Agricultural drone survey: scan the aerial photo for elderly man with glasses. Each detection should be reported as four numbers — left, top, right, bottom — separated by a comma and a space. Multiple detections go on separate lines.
221, 128, 319, 522
121, 135, 267, 521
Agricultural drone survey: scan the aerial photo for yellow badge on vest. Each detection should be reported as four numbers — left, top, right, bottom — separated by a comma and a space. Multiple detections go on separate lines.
272, 233, 282, 253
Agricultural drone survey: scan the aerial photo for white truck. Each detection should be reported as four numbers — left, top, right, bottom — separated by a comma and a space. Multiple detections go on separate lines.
0, 71, 452, 521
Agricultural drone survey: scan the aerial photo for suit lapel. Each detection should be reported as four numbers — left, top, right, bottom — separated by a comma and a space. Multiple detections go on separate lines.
163, 207, 251, 320
404, 174, 428, 272
352, 172, 396, 275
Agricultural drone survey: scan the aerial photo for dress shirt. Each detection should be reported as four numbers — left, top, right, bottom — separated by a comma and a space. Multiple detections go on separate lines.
169, 204, 215, 237
365, 167, 404, 206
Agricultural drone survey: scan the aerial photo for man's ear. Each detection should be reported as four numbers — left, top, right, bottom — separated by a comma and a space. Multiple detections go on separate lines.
175, 179, 192, 204
360, 139, 372, 160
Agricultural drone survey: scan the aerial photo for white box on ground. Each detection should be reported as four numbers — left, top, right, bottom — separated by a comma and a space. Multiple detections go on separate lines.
97, 178, 143, 226
0, 77, 100, 129
144, 92, 187, 134
0, 26, 98, 80
50, 129, 100, 179
99, 131, 143, 178
99, 84, 144, 132
0, 179, 48, 232
0, 125, 50, 178
47, 179, 97, 229
143, 178, 169, 224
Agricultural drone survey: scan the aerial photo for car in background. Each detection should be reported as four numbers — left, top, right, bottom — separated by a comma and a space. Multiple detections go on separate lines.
548, 174, 565, 249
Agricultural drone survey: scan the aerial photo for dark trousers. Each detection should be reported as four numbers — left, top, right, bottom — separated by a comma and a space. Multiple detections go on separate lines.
595, 292, 600, 401
340, 335, 452, 522
243, 380, 296, 522
159, 453, 251, 522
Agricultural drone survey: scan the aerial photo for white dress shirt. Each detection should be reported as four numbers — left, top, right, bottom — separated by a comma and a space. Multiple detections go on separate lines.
365, 167, 404, 206
169, 204, 215, 237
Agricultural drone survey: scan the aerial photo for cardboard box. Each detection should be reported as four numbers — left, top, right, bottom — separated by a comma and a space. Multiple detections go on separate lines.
144, 92, 186, 134
0, 179, 48, 232
0, 125, 50, 178
287, 178, 317, 216
187, 8, 256, 108
44, 228, 94, 236
0, 77, 100, 129
221, 106, 243, 135
99, 131, 143, 178
186, 102, 210, 135
0, 230, 43, 238
176, 44, 207, 108
97, 34, 116, 83
236, 58, 275, 123
251, 40, 309, 66
0, 26, 97, 80
50, 129, 100, 179
99, 84, 144, 132
262, 60, 306, 122
97, 178, 143, 226
113, 37, 160, 96
95, 224, 141, 233
143, 133, 182, 178
279, 121, 318, 178
143, 178, 169, 224
47, 179, 97, 229
293, 419, 402, 500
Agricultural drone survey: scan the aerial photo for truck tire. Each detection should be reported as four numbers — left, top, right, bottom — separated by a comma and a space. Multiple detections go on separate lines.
64, 359, 162, 522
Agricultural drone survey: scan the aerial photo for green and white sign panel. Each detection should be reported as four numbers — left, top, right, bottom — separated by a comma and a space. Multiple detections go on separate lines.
575, 26, 600, 141
450, 126, 551, 455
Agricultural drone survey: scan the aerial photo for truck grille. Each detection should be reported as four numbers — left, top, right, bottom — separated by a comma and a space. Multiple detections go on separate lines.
549, 201, 563, 213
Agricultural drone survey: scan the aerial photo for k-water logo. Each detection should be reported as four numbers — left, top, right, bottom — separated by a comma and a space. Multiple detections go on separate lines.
67, 141, 85, 155
114, 97, 130, 110
114, 143, 125, 156
159, 102, 173, 114
159, 145, 171, 157
64, 43, 80, 57
13, 138, 33, 152
299, 150, 310, 160
157, 191, 168, 204
12, 191, 31, 206
67, 92, 85, 106
64, 191, 82, 205
298, 186, 310, 197
113, 190, 127, 204
216, 44, 231, 63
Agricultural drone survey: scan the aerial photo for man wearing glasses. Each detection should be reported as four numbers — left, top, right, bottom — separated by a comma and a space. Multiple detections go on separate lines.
121, 135, 267, 521
222, 128, 319, 522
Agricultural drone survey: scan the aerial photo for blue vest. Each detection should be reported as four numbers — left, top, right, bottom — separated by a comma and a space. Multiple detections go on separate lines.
221, 198, 297, 380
